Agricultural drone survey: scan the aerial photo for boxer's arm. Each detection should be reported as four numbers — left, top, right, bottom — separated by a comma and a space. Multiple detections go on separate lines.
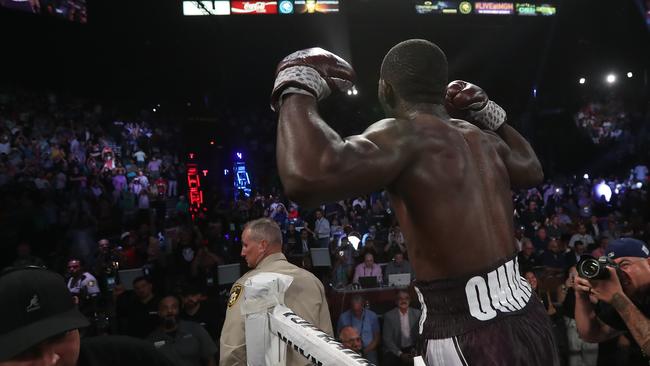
488, 125, 544, 188
277, 94, 409, 207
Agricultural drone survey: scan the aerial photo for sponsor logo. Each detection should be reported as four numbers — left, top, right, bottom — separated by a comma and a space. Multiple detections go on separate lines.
279, 0, 294, 13
535, 4, 556, 16
231, 1, 278, 14
515, 3, 536, 16
459, 1, 472, 14
26, 294, 41, 313
474, 2, 514, 15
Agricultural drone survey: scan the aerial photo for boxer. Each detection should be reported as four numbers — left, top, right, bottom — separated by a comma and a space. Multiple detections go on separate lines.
272, 39, 558, 365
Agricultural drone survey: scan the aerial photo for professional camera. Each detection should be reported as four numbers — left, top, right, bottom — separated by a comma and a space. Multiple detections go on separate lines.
577, 255, 619, 280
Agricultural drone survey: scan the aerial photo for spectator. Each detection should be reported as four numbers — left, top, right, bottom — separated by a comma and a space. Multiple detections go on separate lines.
147, 296, 217, 366
116, 276, 161, 338
569, 223, 595, 249
382, 290, 421, 366
337, 295, 380, 364
566, 240, 588, 268
0, 267, 174, 366
384, 252, 415, 282
518, 239, 541, 274
180, 284, 223, 343
12, 241, 45, 267
313, 209, 331, 248
532, 227, 551, 254
352, 253, 382, 285
540, 239, 568, 271
338, 326, 363, 355
590, 236, 610, 258
331, 250, 351, 288
384, 225, 407, 258
65, 258, 100, 305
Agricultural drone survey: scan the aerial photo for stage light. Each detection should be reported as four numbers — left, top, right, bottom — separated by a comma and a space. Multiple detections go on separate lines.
627, 72, 633, 78
352, 88, 358, 96
579, 78, 586, 84
636, 182, 643, 189
210, 140, 215, 145
595, 182, 612, 202
152, 108, 157, 112
347, 89, 352, 96
583, 173, 589, 180
606, 74, 616, 84
347, 86, 358, 97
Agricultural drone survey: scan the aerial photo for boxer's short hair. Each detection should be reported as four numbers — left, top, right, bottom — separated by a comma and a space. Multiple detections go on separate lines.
380, 39, 448, 104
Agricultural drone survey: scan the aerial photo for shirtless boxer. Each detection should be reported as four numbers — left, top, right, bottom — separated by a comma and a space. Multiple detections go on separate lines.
271, 39, 559, 365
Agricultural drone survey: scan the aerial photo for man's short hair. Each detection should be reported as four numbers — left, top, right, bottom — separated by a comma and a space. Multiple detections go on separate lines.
380, 39, 448, 104
243, 218, 282, 246
350, 294, 365, 304
132, 276, 151, 287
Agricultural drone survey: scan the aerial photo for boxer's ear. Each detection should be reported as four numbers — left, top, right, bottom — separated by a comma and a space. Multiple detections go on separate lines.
378, 79, 396, 113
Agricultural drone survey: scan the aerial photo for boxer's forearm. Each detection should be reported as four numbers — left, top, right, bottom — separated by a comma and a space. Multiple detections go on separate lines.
611, 292, 650, 355
494, 124, 543, 188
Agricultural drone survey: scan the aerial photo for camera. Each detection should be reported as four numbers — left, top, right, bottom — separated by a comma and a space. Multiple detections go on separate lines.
577, 255, 619, 280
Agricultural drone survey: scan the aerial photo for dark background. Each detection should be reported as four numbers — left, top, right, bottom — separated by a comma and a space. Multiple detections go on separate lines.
1, 0, 649, 179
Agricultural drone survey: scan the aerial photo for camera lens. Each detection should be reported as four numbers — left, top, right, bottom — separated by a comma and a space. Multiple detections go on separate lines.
579, 259, 600, 278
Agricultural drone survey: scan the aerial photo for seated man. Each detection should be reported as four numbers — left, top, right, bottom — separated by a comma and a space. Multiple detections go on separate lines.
116, 276, 161, 338
337, 295, 380, 364
148, 296, 217, 366
384, 252, 415, 283
338, 326, 363, 355
352, 253, 382, 285
383, 290, 421, 366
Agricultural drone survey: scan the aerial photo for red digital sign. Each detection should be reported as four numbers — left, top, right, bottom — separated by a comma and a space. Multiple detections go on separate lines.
186, 163, 204, 219
231, 1, 278, 14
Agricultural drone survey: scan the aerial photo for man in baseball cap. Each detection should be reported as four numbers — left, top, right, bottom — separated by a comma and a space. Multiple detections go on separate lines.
573, 237, 650, 364
0, 266, 174, 366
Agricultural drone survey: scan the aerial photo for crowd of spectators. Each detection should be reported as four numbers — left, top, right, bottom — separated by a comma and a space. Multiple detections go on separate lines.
1, 88, 649, 365
574, 99, 630, 145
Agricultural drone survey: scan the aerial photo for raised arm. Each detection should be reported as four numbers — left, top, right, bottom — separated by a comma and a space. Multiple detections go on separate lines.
272, 48, 410, 207
445, 80, 543, 188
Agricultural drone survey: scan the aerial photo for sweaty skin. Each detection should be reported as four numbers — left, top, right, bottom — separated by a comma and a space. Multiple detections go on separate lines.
277, 94, 542, 281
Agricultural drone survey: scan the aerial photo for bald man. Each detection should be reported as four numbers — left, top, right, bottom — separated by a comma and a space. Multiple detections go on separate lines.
219, 218, 333, 366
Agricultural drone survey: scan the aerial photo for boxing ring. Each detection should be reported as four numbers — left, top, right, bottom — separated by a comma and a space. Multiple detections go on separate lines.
241, 273, 428, 366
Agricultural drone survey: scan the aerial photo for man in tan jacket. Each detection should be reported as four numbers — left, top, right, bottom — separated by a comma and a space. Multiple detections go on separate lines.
219, 218, 333, 366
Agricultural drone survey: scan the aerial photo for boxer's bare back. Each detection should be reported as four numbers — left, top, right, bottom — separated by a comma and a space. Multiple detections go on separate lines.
277, 96, 542, 282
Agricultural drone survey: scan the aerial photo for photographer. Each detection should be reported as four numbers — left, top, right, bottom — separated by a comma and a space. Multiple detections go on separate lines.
574, 238, 650, 365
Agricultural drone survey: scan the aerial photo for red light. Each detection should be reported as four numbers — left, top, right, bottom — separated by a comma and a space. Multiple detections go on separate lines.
202, 170, 208, 176
189, 153, 195, 159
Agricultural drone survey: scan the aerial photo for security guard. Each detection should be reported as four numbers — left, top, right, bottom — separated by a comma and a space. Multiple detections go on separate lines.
219, 218, 333, 366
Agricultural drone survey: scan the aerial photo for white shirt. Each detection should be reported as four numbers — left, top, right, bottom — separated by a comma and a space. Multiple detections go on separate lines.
399, 310, 411, 348
314, 217, 330, 239
67, 273, 100, 296
133, 151, 146, 162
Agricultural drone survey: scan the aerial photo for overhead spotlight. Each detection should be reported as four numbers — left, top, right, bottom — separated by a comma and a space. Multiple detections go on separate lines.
352, 88, 358, 96
347, 89, 353, 96
579, 78, 586, 84
347, 86, 358, 97
627, 72, 633, 78
583, 173, 589, 180
606, 74, 616, 84
152, 108, 157, 112
595, 182, 612, 202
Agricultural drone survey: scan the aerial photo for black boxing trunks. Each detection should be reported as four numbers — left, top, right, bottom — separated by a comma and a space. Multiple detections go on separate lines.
414, 255, 559, 366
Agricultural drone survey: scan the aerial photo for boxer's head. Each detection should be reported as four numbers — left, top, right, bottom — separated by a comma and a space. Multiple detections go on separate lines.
379, 39, 448, 116
241, 218, 283, 268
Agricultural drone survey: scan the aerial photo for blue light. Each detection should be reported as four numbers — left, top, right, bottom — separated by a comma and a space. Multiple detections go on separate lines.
595, 182, 612, 202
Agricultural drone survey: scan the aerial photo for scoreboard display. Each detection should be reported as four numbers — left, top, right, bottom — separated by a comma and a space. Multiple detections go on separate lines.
183, 0, 339, 16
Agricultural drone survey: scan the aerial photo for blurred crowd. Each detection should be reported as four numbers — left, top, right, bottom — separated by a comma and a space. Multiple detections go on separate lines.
1, 88, 649, 365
